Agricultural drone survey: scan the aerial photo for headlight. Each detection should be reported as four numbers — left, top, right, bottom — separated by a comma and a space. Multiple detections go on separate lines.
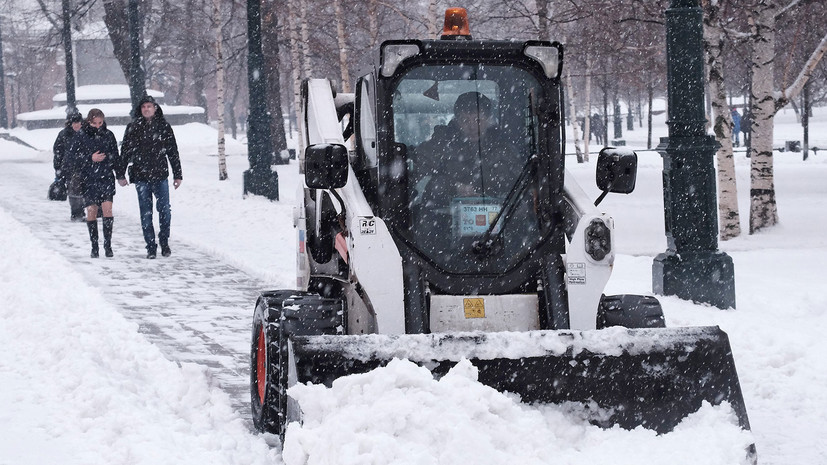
585, 218, 611, 261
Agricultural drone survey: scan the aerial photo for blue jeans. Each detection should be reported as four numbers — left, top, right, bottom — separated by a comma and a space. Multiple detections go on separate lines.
135, 180, 171, 251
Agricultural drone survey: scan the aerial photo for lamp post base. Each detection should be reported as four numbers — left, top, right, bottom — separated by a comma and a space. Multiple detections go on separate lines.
243, 169, 279, 201
653, 250, 736, 309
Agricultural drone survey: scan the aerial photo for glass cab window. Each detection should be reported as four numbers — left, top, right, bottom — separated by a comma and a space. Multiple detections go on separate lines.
391, 64, 544, 274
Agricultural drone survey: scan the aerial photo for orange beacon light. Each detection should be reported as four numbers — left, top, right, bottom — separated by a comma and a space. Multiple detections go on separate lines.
441, 7, 472, 39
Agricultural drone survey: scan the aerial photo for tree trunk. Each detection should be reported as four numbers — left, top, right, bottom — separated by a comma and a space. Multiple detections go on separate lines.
175, 54, 188, 105
748, 0, 779, 233
368, 0, 380, 48
802, 80, 809, 161
536, 0, 550, 40
299, 0, 312, 79
263, 0, 287, 159
602, 81, 608, 140
334, 0, 351, 93
775, 33, 827, 111
583, 59, 592, 158
647, 81, 653, 149
703, 0, 740, 240
102, 0, 132, 86
427, 0, 440, 39
565, 64, 584, 163
287, 0, 305, 155
214, 0, 227, 180
193, 56, 209, 118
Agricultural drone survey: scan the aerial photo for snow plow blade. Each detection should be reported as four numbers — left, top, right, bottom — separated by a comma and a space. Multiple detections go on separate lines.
289, 326, 751, 434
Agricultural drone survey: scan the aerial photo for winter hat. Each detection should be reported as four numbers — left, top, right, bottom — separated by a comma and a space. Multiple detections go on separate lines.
138, 94, 157, 107
454, 92, 492, 116
67, 111, 83, 123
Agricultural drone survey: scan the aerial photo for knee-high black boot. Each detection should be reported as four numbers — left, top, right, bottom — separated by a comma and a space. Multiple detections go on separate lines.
87, 220, 99, 258
102, 217, 114, 257
69, 195, 85, 221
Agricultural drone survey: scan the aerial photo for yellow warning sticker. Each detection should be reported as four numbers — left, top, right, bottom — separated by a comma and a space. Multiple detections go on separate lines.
463, 298, 485, 318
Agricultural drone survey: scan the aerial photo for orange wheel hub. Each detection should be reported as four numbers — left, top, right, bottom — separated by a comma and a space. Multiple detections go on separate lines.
256, 327, 266, 404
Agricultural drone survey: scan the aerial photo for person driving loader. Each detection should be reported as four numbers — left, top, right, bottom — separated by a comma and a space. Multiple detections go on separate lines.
414, 91, 516, 207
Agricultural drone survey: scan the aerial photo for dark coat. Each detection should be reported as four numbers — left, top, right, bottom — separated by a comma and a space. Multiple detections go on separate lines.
414, 121, 516, 204
67, 122, 119, 201
53, 125, 80, 179
117, 101, 182, 183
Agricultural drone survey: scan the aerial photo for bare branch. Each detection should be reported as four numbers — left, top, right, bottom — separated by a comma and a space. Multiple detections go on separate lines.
775, 32, 827, 110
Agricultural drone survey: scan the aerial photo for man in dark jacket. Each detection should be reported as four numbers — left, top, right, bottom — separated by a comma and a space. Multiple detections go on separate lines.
53, 111, 85, 221
116, 95, 183, 259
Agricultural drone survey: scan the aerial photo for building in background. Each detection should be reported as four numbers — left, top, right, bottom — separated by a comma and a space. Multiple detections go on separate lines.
13, 23, 204, 129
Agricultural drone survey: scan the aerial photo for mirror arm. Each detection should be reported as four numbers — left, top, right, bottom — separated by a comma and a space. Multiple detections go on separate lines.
593, 189, 610, 207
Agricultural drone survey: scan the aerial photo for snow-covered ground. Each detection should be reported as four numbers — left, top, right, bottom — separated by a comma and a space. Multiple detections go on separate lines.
1, 106, 825, 464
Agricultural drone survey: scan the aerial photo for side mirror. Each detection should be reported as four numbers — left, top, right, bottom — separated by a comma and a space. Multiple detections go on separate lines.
304, 143, 348, 189
594, 147, 637, 206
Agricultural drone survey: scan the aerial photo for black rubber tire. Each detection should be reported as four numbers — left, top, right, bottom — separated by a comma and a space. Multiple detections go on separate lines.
250, 290, 344, 439
250, 290, 308, 438
597, 294, 666, 329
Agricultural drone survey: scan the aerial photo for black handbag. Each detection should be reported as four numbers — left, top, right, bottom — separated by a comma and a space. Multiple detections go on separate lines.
127, 165, 134, 183
48, 179, 67, 201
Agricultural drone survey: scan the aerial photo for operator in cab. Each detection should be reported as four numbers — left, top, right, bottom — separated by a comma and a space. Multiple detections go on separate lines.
413, 91, 516, 208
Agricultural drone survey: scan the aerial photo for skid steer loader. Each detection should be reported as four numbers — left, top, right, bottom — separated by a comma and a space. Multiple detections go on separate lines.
251, 7, 753, 453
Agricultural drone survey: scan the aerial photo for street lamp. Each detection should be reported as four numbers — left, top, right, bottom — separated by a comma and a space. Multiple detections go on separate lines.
243, 0, 279, 201
653, 0, 736, 309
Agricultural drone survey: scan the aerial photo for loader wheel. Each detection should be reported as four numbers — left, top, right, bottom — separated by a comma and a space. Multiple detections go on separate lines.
250, 291, 344, 439
250, 291, 309, 438
597, 294, 666, 329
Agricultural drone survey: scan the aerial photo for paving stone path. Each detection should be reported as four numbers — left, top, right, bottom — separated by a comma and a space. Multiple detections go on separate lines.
0, 160, 266, 423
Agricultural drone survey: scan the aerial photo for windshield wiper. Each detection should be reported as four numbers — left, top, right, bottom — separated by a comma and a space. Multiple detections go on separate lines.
472, 154, 538, 257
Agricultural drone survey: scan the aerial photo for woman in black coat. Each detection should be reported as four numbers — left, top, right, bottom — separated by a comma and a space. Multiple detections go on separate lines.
68, 108, 120, 258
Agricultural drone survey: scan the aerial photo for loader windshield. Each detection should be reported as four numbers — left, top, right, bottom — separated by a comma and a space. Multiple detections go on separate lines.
392, 64, 545, 273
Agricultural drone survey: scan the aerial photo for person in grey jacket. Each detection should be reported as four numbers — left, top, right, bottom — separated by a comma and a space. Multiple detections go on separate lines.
116, 94, 183, 259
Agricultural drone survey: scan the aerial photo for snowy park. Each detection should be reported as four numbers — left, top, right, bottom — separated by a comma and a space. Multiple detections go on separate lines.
1, 104, 825, 464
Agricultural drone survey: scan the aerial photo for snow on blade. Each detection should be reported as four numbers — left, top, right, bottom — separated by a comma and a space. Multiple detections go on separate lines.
283, 358, 754, 465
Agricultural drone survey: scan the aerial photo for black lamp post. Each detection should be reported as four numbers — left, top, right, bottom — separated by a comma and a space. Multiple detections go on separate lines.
653, 0, 736, 309
127, 0, 146, 116
62, 0, 76, 115
243, 0, 279, 201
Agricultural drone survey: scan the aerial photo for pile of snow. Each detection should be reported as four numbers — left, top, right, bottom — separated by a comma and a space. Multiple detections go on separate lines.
284, 359, 753, 465
0, 209, 279, 465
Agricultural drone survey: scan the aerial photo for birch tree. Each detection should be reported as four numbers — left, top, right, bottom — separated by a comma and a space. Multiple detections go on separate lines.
286, 0, 305, 154
748, 0, 827, 233
427, 0, 440, 39
213, 0, 227, 180
565, 63, 585, 162
702, 0, 740, 239
333, 0, 352, 92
